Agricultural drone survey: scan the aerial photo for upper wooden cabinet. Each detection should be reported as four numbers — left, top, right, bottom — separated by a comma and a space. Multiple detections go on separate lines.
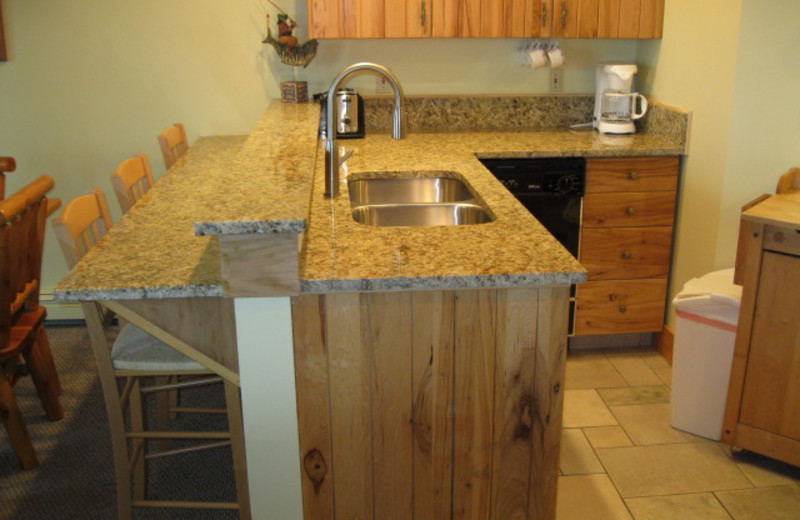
308, 0, 664, 39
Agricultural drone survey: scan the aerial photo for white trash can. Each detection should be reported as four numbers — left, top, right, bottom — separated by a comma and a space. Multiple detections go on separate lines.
670, 268, 742, 440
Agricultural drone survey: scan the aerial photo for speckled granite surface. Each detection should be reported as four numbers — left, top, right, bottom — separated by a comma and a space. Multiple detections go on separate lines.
55, 96, 690, 300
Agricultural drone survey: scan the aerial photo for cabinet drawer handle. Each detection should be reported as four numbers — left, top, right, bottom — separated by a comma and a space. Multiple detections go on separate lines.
542, 2, 548, 27
629, 171, 639, 180
618, 305, 628, 313
621, 251, 633, 259
421, 0, 426, 27
626, 207, 636, 216
561, 0, 567, 27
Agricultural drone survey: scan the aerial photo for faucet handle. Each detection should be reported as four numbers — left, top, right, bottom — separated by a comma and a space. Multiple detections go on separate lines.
340, 148, 354, 165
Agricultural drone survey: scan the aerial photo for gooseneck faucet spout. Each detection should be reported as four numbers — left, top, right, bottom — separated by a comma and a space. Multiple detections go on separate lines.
324, 62, 405, 197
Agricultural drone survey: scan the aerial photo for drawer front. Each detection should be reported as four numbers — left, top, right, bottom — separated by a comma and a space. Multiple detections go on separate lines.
583, 191, 676, 228
586, 157, 680, 193
574, 279, 668, 335
580, 227, 673, 280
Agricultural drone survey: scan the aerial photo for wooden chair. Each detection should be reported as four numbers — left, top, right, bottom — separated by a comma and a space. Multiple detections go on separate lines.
52, 189, 250, 519
1, 156, 16, 199
0, 175, 64, 470
157, 123, 189, 170
110, 153, 155, 213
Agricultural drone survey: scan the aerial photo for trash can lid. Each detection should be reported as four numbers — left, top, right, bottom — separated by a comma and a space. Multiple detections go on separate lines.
673, 268, 742, 326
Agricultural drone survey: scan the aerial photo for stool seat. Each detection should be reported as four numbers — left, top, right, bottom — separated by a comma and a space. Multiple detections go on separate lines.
111, 324, 205, 372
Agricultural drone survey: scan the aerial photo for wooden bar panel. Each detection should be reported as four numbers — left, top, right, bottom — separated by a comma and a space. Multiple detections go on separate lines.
452, 289, 497, 519
327, 292, 374, 519
369, 292, 415, 518
490, 288, 539, 519
292, 295, 335, 519
220, 233, 300, 297
529, 286, 569, 520
412, 291, 455, 520
580, 227, 673, 280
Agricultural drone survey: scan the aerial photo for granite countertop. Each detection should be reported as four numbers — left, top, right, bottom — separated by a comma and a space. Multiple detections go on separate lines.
55, 96, 688, 300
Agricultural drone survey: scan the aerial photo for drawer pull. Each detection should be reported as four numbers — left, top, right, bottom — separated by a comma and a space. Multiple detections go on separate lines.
626, 207, 636, 216
622, 251, 633, 259
618, 305, 628, 313
629, 171, 639, 180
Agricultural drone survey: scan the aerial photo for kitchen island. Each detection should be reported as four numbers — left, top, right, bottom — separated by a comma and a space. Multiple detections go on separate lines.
55, 98, 686, 519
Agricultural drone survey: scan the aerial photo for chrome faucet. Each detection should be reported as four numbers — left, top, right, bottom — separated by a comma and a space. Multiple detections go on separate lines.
324, 62, 405, 197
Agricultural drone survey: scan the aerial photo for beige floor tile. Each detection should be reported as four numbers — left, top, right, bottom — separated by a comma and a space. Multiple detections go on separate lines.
610, 403, 695, 445
626, 493, 733, 520
640, 352, 671, 371
557, 474, 633, 520
607, 356, 663, 386
598, 385, 671, 406
563, 389, 618, 428
560, 428, 605, 475
566, 352, 629, 390
584, 426, 634, 449
653, 366, 672, 388
596, 441, 753, 498
715, 486, 800, 520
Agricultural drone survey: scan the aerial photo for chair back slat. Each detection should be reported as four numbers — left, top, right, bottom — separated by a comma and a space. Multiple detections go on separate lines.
111, 153, 155, 213
0, 175, 54, 347
52, 188, 113, 270
157, 123, 189, 170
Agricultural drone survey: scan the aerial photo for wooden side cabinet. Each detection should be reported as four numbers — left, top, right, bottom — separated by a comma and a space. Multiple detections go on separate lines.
722, 185, 800, 468
574, 156, 679, 335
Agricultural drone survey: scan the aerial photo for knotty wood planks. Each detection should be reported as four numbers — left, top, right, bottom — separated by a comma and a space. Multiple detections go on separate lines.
292, 286, 569, 520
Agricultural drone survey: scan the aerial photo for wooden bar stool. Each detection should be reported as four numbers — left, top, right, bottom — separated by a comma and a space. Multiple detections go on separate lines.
0, 175, 64, 470
110, 153, 156, 214
157, 123, 189, 170
52, 188, 250, 519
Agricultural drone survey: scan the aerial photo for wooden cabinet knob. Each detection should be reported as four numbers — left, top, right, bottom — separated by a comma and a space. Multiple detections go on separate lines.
622, 251, 633, 259
618, 305, 628, 313
626, 207, 636, 216
629, 171, 639, 180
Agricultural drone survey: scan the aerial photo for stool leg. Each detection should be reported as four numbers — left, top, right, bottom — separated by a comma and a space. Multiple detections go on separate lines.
0, 369, 38, 469
130, 377, 147, 502
224, 381, 251, 520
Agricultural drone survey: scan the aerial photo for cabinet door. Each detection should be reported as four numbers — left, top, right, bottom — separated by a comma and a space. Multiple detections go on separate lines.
308, 0, 386, 38
738, 251, 800, 442
575, 279, 667, 335
586, 157, 679, 193
583, 191, 676, 227
580, 227, 673, 280
386, 0, 431, 38
617, 0, 664, 38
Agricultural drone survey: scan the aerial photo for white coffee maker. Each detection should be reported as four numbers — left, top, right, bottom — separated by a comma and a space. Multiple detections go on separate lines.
593, 63, 648, 135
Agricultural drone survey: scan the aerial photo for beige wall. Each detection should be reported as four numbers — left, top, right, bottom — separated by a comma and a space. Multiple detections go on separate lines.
2, 0, 640, 315
638, 0, 799, 324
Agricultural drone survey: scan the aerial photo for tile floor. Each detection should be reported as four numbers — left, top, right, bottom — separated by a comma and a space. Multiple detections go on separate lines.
557, 347, 800, 520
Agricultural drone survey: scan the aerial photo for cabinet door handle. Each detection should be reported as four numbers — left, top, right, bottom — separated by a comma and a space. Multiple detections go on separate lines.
561, 1, 567, 27
626, 207, 636, 216
618, 305, 628, 313
629, 171, 639, 180
622, 251, 633, 259
542, 2, 548, 27
421, 0, 426, 27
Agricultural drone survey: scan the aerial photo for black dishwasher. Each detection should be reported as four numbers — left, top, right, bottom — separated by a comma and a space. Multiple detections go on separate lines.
478, 157, 585, 258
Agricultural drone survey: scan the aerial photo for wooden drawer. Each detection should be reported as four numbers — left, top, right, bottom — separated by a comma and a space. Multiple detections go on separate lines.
574, 279, 668, 335
580, 227, 673, 280
586, 157, 679, 193
583, 191, 676, 228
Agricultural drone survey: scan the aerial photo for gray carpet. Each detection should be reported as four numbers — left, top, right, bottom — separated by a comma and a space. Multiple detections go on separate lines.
0, 323, 240, 519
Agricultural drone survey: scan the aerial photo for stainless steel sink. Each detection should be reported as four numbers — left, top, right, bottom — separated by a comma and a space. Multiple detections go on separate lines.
348, 176, 477, 205
351, 203, 493, 227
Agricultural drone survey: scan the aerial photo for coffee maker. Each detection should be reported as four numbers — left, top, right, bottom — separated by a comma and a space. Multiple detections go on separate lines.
593, 63, 648, 135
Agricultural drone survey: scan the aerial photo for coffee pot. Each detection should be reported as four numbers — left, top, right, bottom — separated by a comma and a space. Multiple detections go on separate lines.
593, 63, 648, 135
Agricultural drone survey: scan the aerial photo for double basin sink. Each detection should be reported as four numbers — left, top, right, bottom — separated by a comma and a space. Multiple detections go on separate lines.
347, 174, 494, 227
